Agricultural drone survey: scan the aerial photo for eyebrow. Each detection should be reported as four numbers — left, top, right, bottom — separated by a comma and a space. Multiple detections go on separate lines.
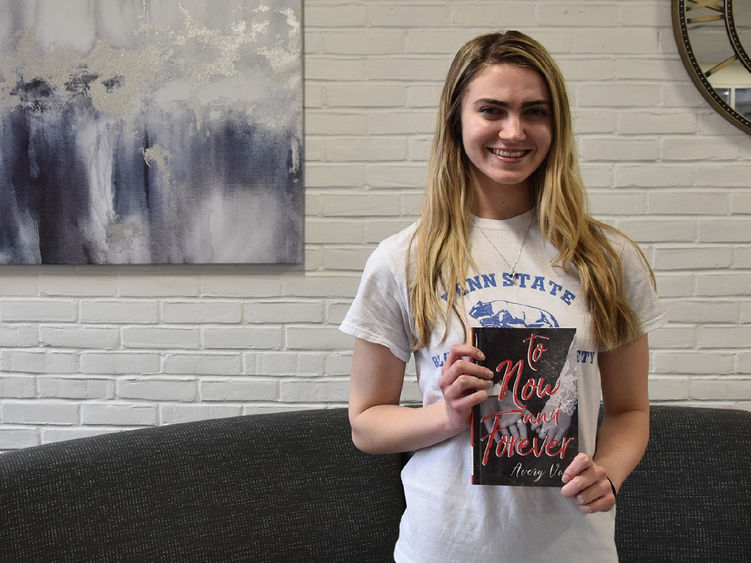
472, 98, 551, 108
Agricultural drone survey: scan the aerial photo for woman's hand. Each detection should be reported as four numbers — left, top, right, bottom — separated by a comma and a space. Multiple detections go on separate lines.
349, 339, 497, 454
438, 344, 494, 433
560, 452, 616, 513
479, 393, 530, 441
531, 410, 572, 442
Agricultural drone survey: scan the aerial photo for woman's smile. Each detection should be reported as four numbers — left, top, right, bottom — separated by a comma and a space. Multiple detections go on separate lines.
488, 147, 531, 160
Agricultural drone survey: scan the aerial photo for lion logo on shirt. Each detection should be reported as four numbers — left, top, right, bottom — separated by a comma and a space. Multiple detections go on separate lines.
469, 299, 559, 328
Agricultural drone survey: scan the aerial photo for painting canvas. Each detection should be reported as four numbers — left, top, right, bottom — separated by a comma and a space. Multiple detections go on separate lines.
0, 0, 302, 264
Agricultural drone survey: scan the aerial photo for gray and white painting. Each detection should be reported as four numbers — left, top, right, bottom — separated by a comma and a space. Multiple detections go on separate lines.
0, 0, 302, 264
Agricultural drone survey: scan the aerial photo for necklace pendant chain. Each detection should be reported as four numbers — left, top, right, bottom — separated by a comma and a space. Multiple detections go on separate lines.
479, 215, 534, 286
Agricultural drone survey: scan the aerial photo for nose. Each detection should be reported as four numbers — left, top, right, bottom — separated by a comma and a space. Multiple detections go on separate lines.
499, 114, 525, 142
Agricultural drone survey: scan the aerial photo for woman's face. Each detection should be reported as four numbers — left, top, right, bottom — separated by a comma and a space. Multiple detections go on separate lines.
459, 63, 553, 217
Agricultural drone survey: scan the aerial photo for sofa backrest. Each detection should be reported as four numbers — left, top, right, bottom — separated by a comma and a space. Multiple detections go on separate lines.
0, 408, 405, 562
1, 406, 750, 562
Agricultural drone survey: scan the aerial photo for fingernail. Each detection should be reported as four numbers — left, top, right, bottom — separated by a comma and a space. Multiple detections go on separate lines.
478, 351, 486, 360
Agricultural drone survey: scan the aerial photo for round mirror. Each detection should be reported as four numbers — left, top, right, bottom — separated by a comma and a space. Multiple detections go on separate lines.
672, 0, 751, 134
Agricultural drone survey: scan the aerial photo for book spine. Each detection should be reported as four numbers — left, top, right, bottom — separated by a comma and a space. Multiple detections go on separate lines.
470, 327, 478, 484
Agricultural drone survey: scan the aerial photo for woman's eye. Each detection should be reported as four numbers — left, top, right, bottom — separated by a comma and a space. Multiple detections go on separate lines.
479, 107, 502, 117
526, 107, 549, 118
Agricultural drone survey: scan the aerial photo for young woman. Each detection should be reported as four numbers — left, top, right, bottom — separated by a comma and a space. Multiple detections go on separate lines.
340, 31, 667, 562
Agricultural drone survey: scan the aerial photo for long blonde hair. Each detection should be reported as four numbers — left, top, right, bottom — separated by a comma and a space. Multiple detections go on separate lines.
410, 31, 654, 351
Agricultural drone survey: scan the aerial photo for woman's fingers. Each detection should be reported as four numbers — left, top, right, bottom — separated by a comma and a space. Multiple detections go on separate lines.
439, 344, 496, 429
439, 344, 494, 396
566, 478, 615, 513
561, 452, 592, 485
444, 343, 485, 369
560, 453, 615, 513
441, 369, 493, 400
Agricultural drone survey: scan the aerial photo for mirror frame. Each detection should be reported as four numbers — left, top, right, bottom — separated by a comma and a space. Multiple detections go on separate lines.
672, 0, 751, 134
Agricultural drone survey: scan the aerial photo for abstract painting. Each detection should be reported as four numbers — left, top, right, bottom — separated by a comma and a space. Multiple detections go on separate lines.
0, 0, 302, 264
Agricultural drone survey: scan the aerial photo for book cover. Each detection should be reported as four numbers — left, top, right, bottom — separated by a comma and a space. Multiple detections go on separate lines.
471, 327, 578, 486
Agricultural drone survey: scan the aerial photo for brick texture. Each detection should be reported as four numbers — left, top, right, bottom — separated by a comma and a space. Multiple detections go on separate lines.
1, 0, 749, 450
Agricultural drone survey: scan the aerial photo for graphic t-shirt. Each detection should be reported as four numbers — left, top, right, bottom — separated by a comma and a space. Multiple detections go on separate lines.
340, 209, 668, 563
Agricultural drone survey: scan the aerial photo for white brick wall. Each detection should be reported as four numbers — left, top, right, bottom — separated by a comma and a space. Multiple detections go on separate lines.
1, 0, 750, 451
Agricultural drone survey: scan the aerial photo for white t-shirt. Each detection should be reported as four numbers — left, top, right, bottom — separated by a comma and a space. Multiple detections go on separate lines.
340, 209, 668, 563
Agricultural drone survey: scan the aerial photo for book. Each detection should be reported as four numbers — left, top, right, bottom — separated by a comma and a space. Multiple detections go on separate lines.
470, 327, 578, 486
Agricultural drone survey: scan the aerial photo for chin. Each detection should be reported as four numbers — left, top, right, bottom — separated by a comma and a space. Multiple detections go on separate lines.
486, 172, 534, 187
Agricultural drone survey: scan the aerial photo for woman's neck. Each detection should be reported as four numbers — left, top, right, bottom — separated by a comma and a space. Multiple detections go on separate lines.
470, 181, 534, 220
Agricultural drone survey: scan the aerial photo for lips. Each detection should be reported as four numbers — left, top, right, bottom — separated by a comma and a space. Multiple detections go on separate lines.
488, 147, 529, 158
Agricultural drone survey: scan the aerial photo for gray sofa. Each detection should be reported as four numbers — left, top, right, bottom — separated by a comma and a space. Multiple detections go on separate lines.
1, 406, 749, 562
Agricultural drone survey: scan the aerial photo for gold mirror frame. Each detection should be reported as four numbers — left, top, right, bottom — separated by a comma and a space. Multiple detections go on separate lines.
672, 0, 751, 134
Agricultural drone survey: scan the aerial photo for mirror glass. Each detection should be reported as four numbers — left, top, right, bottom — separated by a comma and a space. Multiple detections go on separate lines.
673, 0, 751, 134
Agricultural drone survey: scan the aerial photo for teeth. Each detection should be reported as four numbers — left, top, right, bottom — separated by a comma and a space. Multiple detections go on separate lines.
490, 148, 525, 158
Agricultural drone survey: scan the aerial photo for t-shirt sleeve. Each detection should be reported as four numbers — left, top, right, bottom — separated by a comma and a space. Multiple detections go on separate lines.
618, 237, 668, 337
339, 243, 414, 363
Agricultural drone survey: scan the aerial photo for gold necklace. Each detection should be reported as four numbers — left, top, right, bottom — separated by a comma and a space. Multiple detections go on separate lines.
478, 216, 535, 286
